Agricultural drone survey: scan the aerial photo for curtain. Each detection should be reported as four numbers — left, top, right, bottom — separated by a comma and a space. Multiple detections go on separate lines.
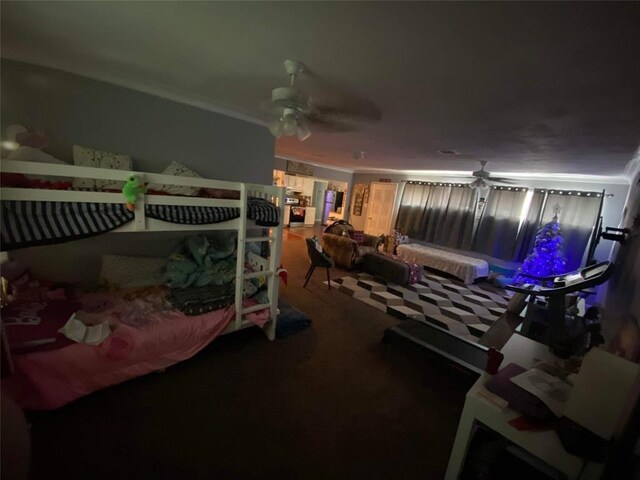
435, 186, 476, 249
513, 190, 545, 262
396, 183, 475, 249
396, 183, 450, 241
472, 188, 527, 260
540, 193, 601, 270
395, 183, 431, 237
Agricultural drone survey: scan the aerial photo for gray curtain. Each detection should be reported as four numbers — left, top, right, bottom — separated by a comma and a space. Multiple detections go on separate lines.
513, 190, 545, 262
395, 183, 431, 237
540, 193, 601, 270
396, 183, 450, 241
472, 188, 527, 260
435, 186, 476, 249
396, 183, 474, 248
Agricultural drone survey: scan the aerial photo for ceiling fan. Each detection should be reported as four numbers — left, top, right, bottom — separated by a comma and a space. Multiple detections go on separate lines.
467, 160, 515, 189
261, 59, 381, 141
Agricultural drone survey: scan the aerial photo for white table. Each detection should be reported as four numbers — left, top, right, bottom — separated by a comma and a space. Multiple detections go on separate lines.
445, 334, 603, 480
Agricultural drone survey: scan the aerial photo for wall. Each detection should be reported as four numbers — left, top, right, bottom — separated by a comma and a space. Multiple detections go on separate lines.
274, 156, 353, 184
601, 154, 640, 346
1, 59, 274, 184
1, 59, 276, 280
274, 156, 353, 221
351, 171, 629, 262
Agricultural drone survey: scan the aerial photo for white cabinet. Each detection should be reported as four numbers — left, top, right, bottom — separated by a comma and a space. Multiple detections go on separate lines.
302, 177, 315, 196
285, 175, 304, 190
304, 207, 316, 226
285, 174, 314, 194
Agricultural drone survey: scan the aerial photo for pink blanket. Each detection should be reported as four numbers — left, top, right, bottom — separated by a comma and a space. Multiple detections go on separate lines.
2, 288, 269, 410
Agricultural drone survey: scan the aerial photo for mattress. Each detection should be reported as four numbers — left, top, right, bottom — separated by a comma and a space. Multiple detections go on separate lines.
396, 243, 489, 284
1, 197, 279, 250
1, 288, 269, 410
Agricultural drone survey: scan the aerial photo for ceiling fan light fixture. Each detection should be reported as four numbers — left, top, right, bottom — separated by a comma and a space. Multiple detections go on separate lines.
269, 120, 284, 138
270, 107, 311, 141
280, 108, 298, 136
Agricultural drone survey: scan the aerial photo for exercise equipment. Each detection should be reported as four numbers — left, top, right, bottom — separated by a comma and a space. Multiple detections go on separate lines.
506, 261, 614, 358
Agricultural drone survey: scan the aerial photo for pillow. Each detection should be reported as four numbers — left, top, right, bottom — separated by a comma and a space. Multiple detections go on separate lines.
151, 161, 201, 197
201, 188, 241, 200
72, 145, 132, 191
100, 255, 168, 289
348, 230, 366, 246
6, 146, 71, 183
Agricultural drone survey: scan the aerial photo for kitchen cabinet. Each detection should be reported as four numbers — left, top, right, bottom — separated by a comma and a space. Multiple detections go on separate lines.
285, 174, 304, 190
304, 207, 316, 226
302, 177, 315, 197
285, 174, 315, 195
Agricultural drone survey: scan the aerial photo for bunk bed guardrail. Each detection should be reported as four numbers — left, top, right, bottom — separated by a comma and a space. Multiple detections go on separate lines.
0, 159, 285, 340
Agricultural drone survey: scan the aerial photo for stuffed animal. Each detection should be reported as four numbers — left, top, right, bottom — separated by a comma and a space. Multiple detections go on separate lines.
122, 175, 146, 211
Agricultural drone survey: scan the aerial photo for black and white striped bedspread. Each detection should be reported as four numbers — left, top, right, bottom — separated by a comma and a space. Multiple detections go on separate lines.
145, 197, 280, 227
1, 197, 279, 250
1, 201, 134, 250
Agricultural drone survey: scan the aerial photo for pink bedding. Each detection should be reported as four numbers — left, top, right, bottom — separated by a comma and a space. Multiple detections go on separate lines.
2, 288, 269, 410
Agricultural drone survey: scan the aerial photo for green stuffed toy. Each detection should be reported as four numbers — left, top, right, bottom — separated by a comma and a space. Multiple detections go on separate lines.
122, 175, 146, 211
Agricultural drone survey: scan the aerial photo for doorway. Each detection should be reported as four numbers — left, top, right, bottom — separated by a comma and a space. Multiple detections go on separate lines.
364, 182, 398, 236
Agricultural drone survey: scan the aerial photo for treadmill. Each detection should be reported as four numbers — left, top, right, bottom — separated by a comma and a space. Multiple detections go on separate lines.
384, 261, 614, 372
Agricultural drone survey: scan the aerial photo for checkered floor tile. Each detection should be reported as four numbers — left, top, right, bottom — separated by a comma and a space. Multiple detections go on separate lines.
327, 272, 512, 343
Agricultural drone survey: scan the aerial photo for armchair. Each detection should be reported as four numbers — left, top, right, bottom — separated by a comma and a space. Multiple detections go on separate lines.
321, 221, 383, 269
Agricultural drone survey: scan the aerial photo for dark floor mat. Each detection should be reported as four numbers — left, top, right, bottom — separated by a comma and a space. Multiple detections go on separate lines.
276, 298, 311, 338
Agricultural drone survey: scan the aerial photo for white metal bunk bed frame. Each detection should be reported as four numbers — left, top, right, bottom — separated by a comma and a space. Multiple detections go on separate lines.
0, 159, 285, 340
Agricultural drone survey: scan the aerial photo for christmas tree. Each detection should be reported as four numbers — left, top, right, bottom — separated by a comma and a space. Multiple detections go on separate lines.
515, 211, 567, 285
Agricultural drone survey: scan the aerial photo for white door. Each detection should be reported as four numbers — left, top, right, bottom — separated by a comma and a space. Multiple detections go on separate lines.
365, 182, 398, 236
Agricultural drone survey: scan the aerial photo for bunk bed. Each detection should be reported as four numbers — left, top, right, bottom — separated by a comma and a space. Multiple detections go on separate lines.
0, 159, 285, 409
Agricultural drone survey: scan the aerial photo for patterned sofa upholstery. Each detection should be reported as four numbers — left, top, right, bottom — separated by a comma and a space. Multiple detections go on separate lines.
321, 221, 384, 269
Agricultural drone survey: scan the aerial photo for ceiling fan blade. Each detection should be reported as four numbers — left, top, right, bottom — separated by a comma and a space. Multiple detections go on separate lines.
312, 101, 382, 124
489, 177, 518, 184
305, 112, 359, 132
299, 66, 382, 124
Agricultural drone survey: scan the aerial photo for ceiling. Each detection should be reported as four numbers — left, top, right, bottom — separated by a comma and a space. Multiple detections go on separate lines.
1, 1, 639, 177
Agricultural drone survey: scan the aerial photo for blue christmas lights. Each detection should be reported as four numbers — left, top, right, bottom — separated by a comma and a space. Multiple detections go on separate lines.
515, 215, 567, 285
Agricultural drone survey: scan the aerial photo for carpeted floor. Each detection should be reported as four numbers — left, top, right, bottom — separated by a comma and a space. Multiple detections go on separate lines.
25, 227, 476, 480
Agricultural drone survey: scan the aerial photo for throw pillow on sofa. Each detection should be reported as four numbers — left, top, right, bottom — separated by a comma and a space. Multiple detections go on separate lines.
348, 230, 366, 246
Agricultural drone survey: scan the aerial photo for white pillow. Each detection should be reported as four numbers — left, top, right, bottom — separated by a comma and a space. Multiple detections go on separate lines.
6, 146, 71, 183
73, 145, 132, 191
100, 255, 168, 289
149, 161, 201, 196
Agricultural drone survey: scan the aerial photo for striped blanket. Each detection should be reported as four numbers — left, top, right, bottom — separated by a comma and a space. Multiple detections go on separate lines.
1, 197, 279, 250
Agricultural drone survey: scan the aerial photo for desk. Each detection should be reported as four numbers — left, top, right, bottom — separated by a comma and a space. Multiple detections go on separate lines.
445, 334, 603, 480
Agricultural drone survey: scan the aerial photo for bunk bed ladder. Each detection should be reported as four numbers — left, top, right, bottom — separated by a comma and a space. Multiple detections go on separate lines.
237, 186, 284, 340
235, 183, 248, 330
266, 191, 285, 340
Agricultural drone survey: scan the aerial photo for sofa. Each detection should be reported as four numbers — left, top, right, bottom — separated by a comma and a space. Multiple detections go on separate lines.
321, 221, 384, 269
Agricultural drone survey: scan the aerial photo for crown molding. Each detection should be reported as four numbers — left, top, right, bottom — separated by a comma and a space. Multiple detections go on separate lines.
352, 167, 629, 185
275, 155, 354, 174
2, 54, 268, 127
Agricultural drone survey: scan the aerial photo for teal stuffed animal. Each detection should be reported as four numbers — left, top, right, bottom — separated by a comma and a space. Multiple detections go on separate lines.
122, 175, 146, 211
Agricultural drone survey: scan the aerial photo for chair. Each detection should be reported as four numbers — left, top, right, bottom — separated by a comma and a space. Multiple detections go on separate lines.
321, 220, 384, 269
304, 238, 335, 290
